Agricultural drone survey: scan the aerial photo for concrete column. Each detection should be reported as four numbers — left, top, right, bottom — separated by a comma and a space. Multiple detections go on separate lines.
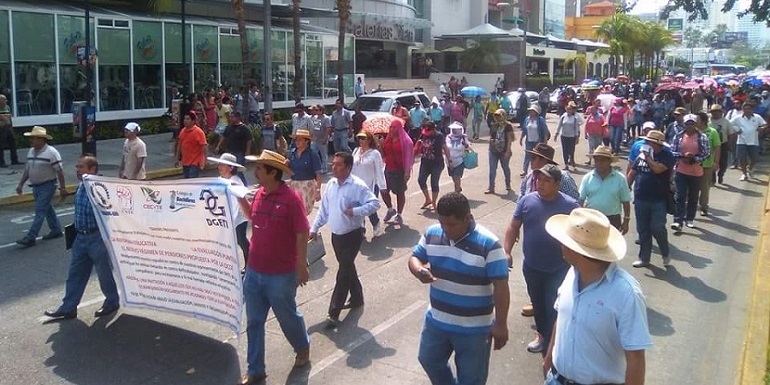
548, 58, 554, 84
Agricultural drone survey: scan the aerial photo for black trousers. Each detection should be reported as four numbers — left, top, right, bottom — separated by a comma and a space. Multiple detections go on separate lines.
0, 125, 18, 165
329, 228, 364, 318
717, 143, 729, 179
236, 221, 250, 265
560, 136, 577, 166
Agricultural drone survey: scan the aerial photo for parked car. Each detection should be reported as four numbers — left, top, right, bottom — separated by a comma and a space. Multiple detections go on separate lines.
347, 90, 432, 119
504, 90, 538, 118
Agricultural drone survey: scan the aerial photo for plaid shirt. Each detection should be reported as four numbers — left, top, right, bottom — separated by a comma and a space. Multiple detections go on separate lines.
671, 130, 710, 164
74, 183, 98, 231
519, 170, 580, 201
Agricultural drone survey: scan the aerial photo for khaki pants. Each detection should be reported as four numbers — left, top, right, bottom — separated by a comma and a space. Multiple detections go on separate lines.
699, 167, 713, 210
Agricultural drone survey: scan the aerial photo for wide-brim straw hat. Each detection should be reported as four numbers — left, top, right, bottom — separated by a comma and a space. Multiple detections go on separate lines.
642, 130, 666, 145
207, 153, 245, 170
587, 145, 616, 161
245, 150, 292, 174
293, 129, 312, 140
545, 208, 626, 262
24, 126, 52, 140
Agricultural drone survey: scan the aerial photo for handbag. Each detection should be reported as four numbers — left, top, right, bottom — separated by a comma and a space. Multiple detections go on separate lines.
462, 148, 478, 169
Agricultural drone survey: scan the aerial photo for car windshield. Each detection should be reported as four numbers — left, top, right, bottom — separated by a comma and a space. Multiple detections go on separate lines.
349, 97, 391, 113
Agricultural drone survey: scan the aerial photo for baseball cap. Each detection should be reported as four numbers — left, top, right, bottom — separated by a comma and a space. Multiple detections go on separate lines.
683, 114, 699, 124
642, 121, 656, 131
124, 122, 141, 133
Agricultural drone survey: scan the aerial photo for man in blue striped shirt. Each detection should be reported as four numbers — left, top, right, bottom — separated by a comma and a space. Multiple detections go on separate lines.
409, 192, 510, 385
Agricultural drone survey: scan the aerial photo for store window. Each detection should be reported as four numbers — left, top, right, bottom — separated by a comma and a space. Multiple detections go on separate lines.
133, 20, 162, 109
57, 15, 95, 114
286, 32, 300, 101
193, 24, 218, 93
587, 62, 594, 78
247, 28, 264, 86
165, 22, 192, 93
219, 28, 242, 89
271, 31, 288, 102
305, 35, 323, 99
13, 12, 56, 116
0, 11, 12, 111
97, 20, 131, 111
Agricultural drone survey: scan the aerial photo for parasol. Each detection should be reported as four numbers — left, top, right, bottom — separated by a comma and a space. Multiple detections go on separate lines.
362, 114, 404, 135
680, 81, 701, 90
460, 86, 488, 97
603, 77, 617, 84
654, 83, 680, 93
660, 76, 674, 83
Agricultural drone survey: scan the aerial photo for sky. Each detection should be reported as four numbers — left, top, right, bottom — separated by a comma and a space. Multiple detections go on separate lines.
629, 0, 666, 15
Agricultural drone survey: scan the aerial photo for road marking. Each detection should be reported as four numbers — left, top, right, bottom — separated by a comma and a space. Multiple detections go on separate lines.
11, 207, 75, 225
37, 295, 105, 323
308, 300, 426, 379
0, 236, 43, 250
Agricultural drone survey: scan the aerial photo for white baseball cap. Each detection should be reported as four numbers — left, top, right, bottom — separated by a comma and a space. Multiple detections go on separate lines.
642, 121, 656, 131
124, 122, 141, 133
683, 114, 699, 124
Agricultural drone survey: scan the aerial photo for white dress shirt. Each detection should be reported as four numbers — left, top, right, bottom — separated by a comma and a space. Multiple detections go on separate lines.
311, 174, 380, 235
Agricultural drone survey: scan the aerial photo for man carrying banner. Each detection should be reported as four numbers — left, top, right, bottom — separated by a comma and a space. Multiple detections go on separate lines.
43, 154, 120, 320
238, 150, 311, 385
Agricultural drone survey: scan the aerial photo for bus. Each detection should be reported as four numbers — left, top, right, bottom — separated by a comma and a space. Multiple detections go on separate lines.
692, 63, 748, 77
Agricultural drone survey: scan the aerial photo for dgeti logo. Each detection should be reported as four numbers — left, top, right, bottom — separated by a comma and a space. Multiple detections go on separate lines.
200, 188, 229, 228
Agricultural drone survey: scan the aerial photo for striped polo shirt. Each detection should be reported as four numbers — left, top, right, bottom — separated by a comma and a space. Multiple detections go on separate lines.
413, 223, 509, 334
25, 144, 63, 185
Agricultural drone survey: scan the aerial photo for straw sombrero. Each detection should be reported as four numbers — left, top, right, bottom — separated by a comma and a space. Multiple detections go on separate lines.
245, 150, 292, 174
545, 208, 626, 262
24, 126, 52, 140
587, 145, 616, 161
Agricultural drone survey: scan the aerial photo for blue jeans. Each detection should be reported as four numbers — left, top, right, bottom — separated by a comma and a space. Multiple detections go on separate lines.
313, 141, 329, 172
418, 320, 492, 385
60, 232, 119, 312
27, 180, 62, 239
244, 268, 310, 376
523, 264, 568, 346
488, 151, 511, 190
182, 166, 200, 178
674, 172, 700, 223
634, 199, 669, 263
332, 131, 350, 153
522, 141, 537, 173
609, 125, 624, 153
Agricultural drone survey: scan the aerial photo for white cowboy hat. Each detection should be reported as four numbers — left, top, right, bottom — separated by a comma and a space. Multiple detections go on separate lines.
545, 208, 627, 262
124, 122, 141, 133
207, 153, 245, 171
24, 126, 52, 140
245, 150, 292, 175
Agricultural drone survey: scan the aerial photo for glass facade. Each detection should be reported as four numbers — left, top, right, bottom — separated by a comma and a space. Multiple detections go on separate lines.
0, 8, 350, 118
544, 0, 566, 38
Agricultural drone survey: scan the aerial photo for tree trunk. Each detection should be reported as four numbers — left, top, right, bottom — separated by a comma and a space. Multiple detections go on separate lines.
292, 0, 303, 103
336, 0, 350, 100
232, 0, 250, 87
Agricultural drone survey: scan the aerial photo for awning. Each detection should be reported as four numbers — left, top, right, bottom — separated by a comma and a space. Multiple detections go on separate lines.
414, 47, 441, 54
442, 46, 466, 53
439, 23, 514, 38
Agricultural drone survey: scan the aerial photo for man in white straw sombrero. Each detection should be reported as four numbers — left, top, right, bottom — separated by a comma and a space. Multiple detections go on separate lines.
542, 208, 652, 385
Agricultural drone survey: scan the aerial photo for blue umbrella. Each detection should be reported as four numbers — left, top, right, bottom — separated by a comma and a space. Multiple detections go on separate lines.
461, 86, 487, 97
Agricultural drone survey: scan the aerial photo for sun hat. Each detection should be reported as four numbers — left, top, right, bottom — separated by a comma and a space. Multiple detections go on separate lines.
355, 131, 369, 139
525, 143, 559, 165
709, 104, 723, 112
545, 208, 626, 262
124, 122, 141, 133
642, 130, 666, 145
533, 164, 562, 181
448, 121, 464, 131
673, 107, 687, 115
683, 113, 699, 124
587, 145, 616, 161
292, 129, 312, 140
493, 108, 507, 116
641, 121, 657, 131
245, 150, 292, 174
527, 104, 541, 114
567, 101, 578, 109
207, 153, 245, 171
24, 126, 52, 140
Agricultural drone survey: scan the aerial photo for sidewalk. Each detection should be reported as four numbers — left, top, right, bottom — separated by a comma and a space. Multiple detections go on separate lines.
0, 132, 182, 206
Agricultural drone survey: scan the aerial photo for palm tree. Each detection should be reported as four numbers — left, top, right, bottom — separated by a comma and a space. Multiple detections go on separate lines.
336, 0, 351, 99
232, 0, 250, 88
594, 12, 635, 76
292, 0, 303, 102
460, 38, 500, 72
563, 52, 587, 81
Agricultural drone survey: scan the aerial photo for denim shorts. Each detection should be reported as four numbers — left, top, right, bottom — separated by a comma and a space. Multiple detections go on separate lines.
736, 144, 759, 164
449, 164, 465, 178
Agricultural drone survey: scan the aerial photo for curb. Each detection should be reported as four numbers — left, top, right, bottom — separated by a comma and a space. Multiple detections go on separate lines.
0, 167, 183, 207
737, 179, 770, 385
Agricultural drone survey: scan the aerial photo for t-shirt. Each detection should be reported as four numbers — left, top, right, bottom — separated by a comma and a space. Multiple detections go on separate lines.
25, 144, 63, 185
312, 115, 331, 142
579, 169, 631, 216
632, 147, 675, 202
178, 126, 207, 167
416, 132, 445, 165
731, 113, 766, 146
429, 107, 443, 122
410, 107, 427, 127
122, 138, 147, 180
514, 192, 579, 273
710, 117, 733, 143
216, 104, 232, 127
331, 109, 352, 131
489, 122, 513, 154
701, 126, 721, 169
222, 123, 252, 154
291, 113, 314, 135
382, 136, 404, 171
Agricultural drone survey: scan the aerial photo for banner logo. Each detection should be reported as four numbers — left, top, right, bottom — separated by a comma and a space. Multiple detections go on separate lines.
200, 189, 226, 217
116, 185, 134, 214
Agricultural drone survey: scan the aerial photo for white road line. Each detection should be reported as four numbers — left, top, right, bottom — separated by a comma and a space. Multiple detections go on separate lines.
37, 295, 105, 323
0, 236, 43, 250
308, 300, 426, 379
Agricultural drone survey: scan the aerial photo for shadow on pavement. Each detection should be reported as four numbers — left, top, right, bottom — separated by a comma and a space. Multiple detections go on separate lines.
669, 244, 713, 269
309, 258, 330, 282
702, 214, 759, 238
644, 265, 727, 303
44, 314, 240, 385
646, 307, 675, 337
677, 226, 753, 254
715, 183, 764, 198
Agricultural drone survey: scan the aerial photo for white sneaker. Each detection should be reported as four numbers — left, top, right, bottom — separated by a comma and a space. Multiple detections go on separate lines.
670, 223, 682, 232
662, 256, 671, 266
373, 222, 384, 237
632, 260, 650, 268
740, 173, 747, 181
685, 221, 695, 228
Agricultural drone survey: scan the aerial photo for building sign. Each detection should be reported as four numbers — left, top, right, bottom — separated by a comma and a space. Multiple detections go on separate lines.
532, 48, 546, 56
667, 18, 683, 32
347, 17, 415, 43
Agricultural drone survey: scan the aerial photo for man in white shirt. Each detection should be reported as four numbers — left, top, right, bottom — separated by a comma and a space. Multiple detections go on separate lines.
291, 103, 314, 137
118, 122, 147, 180
310, 152, 380, 327
730, 101, 767, 180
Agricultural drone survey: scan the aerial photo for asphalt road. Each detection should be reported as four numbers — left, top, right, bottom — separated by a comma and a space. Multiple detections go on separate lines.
0, 116, 765, 385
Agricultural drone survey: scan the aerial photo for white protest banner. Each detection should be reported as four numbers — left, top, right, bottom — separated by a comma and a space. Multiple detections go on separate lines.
83, 175, 243, 333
